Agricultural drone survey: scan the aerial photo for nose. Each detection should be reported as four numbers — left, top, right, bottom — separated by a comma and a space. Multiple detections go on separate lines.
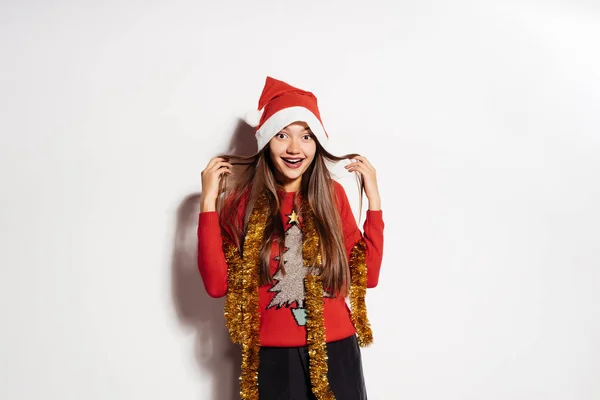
286, 137, 301, 154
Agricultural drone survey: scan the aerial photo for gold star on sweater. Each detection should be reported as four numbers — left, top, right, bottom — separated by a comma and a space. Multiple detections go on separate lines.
287, 210, 299, 225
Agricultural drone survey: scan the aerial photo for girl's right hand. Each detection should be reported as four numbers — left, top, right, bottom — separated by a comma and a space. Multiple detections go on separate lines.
200, 157, 233, 212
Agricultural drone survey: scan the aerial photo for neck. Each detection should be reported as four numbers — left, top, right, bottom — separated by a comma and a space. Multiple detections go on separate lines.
278, 176, 302, 193
282, 181, 300, 192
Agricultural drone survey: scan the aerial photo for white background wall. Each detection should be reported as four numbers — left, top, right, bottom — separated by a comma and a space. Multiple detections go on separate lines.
1, 1, 599, 399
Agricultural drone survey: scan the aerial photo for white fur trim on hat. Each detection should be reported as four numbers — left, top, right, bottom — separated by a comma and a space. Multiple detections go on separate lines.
255, 106, 328, 151
244, 108, 264, 128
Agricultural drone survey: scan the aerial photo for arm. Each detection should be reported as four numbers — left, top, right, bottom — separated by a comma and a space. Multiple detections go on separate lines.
197, 156, 234, 298
197, 211, 229, 298
335, 181, 385, 288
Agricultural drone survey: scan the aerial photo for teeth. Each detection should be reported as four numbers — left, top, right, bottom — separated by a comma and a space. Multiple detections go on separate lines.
283, 158, 302, 164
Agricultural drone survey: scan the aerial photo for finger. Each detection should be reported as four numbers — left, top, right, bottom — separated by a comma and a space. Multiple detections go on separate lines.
206, 157, 227, 170
215, 165, 233, 176
352, 156, 373, 168
345, 163, 367, 171
347, 161, 374, 174
346, 165, 365, 174
348, 165, 374, 178
209, 161, 233, 172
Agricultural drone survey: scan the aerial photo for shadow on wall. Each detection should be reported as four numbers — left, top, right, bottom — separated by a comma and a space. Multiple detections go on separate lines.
171, 119, 258, 400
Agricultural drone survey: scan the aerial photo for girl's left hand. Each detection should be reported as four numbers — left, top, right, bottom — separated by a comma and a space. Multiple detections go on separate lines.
345, 156, 381, 210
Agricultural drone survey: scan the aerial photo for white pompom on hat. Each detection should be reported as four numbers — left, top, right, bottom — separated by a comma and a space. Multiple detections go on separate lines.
244, 108, 263, 128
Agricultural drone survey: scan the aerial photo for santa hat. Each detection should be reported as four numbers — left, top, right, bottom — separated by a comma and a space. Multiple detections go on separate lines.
245, 76, 329, 151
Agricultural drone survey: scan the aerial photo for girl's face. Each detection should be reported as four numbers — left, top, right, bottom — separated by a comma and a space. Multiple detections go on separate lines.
268, 121, 317, 192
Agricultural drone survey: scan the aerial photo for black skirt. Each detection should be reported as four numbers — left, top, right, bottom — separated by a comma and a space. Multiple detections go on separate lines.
258, 335, 367, 400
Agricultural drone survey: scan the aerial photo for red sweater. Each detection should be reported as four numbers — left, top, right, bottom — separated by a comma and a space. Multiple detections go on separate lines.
197, 181, 384, 347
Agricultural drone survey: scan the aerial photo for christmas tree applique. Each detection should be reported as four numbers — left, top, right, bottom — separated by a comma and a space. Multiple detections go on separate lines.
267, 210, 310, 326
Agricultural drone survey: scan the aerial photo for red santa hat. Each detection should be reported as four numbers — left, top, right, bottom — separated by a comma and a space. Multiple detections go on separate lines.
245, 76, 329, 151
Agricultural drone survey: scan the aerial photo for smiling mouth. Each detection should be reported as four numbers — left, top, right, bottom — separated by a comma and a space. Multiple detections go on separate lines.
281, 157, 304, 164
281, 157, 305, 169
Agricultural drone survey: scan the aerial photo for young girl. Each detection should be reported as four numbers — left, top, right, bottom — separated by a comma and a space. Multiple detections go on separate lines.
197, 77, 384, 400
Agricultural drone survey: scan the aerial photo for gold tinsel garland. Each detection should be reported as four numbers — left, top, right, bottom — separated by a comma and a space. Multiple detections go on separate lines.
222, 191, 371, 400
222, 193, 269, 400
301, 201, 336, 400
305, 274, 336, 400
223, 241, 243, 344
349, 239, 373, 347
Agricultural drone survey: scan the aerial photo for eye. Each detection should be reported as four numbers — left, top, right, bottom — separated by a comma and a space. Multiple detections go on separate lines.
302, 134, 313, 140
275, 133, 287, 139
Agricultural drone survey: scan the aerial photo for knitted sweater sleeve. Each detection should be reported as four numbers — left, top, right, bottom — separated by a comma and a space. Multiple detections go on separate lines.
334, 181, 385, 288
197, 211, 229, 298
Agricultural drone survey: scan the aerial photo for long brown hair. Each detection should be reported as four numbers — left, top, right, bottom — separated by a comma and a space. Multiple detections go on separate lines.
217, 139, 363, 296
